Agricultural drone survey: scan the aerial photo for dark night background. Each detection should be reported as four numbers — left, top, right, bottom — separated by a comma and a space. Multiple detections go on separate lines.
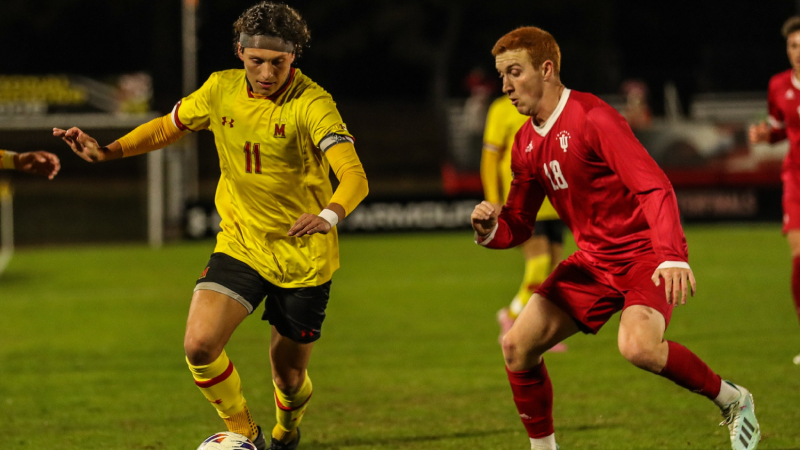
0, 0, 796, 112
1, 0, 799, 243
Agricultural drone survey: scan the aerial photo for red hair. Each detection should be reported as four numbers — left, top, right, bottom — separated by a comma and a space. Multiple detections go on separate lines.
492, 27, 561, 75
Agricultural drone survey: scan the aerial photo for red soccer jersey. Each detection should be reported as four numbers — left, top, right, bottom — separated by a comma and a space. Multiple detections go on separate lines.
481, 89, 688, 265
767, 69, 800, 168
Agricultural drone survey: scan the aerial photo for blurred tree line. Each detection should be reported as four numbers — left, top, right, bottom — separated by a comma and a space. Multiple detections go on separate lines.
0, 0, 795, 114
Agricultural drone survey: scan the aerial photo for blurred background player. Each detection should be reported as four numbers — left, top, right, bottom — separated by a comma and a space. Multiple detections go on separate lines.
750, 16, 800, 365
0, 149, 60, 179
481, 94, 566, 350
53, 2, 368, 449
749, 16, 800, 365
473, 27, 759, 450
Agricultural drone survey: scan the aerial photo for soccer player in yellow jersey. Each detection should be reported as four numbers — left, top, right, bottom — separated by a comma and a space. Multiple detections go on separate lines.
481, 96, 566, 350
53, 3, 367, 449
0, 149, 60, 179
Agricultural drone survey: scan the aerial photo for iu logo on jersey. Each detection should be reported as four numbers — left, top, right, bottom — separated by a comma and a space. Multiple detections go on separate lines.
556, 130, 571, 152
274, 123, 286, 138
221, 117, 234, 128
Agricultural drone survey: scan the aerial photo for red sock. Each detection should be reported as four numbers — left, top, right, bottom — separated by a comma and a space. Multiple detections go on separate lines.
792, 256, 800, 325
658, 341, 721, 400
506, 361, 554, 438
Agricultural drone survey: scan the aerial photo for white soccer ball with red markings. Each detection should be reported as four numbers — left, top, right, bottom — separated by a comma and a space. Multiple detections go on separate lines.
197, 432, 256, 450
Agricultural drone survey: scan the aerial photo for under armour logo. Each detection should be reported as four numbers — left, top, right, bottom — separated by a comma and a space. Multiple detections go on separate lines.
222, 117, 234, 128
557, 130, 571, 152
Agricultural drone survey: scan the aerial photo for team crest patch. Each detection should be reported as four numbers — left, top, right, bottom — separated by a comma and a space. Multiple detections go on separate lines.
274, 123, 286, 138
556, 130, 571, 152
525, 141, 533, 153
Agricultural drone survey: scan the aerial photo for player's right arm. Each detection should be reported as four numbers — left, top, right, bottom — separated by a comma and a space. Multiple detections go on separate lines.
53, 115, 187, 163
472, 136, 544, 249
53, 73, 215, 162
750, 76, 788, 144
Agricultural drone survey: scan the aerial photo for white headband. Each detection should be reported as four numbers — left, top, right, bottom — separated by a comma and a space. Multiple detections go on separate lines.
239, 33, 295, 53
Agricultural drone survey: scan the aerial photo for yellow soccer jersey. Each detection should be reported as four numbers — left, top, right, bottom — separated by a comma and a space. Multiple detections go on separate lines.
483, 96, 559, 221
173, 68, 355, 288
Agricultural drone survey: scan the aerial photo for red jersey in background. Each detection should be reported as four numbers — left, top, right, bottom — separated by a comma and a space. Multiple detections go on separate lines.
767, 69, 800, 168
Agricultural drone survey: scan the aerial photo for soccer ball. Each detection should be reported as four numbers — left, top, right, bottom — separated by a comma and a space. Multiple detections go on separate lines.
197, 432, 256, 450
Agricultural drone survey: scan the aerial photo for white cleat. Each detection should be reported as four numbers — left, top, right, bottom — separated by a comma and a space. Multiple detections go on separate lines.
719, 381, 760, 450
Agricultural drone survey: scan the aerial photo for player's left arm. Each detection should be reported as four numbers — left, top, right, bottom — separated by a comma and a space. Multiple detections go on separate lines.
587, 106, 695, 306
0, 149, 61, 179
480, 100, 507, 207
288, 97, 368, 237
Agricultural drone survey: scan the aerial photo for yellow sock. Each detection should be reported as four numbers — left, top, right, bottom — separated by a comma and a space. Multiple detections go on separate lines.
187, 350, 258, 439
511, 254, 551, 318
272, 372, 312, 443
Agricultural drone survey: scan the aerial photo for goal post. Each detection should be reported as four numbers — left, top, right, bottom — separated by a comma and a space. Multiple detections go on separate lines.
0, 112, 167, 248
0, 179, 13, 276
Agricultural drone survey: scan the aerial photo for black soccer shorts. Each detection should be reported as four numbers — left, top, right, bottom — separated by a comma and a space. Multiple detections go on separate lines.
533, 219, 565, 244
194, 252, 331, 344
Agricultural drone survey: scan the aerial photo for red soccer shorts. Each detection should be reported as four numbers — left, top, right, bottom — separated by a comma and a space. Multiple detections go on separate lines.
782, 166, 800, 233
536, 251, 673, 334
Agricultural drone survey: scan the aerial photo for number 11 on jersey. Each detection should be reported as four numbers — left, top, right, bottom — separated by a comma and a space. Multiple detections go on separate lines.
243, 142, 262, 174
543, 160, 568, 190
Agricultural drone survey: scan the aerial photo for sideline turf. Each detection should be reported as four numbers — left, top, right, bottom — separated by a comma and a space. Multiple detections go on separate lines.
0, 224, 797, 449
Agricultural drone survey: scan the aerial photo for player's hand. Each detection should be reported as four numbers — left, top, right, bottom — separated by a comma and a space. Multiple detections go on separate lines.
651, 267, 696, 306
472, 201, 499, 238
15, 151, 61, 180
288, 213, 332, 237
748, 121, 770, 144
53, 127, 107, 162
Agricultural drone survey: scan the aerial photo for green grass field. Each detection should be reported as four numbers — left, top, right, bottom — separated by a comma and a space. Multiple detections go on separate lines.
1, 225, 798, 449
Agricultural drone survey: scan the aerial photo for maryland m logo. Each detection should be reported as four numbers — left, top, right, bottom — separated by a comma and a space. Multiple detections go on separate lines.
274, 123, 286, 138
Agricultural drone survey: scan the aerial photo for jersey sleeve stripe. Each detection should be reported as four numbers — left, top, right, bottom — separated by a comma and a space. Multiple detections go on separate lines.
171, 100, 193, 132
483, 142, 501, 152
318, 133, 355, 153
768, 115, 785, 129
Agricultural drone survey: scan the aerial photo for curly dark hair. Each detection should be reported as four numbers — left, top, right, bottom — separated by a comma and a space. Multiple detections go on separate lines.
233, 2, 310, 58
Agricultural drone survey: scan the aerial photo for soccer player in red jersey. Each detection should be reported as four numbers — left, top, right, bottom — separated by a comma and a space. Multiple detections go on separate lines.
472, 27, 760, 450
750, 16, 800, 365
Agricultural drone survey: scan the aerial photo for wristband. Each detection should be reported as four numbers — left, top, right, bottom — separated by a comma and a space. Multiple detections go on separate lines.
656, 261, 691, 270
318, 208, 339, 227
0, 151, 16, 170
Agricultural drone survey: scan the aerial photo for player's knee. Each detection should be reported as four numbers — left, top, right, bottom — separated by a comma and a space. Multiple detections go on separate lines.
273, 371, 304, 395
184, 336, 222, 366
502, 333, 542, 371
618, 339, 661, 372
